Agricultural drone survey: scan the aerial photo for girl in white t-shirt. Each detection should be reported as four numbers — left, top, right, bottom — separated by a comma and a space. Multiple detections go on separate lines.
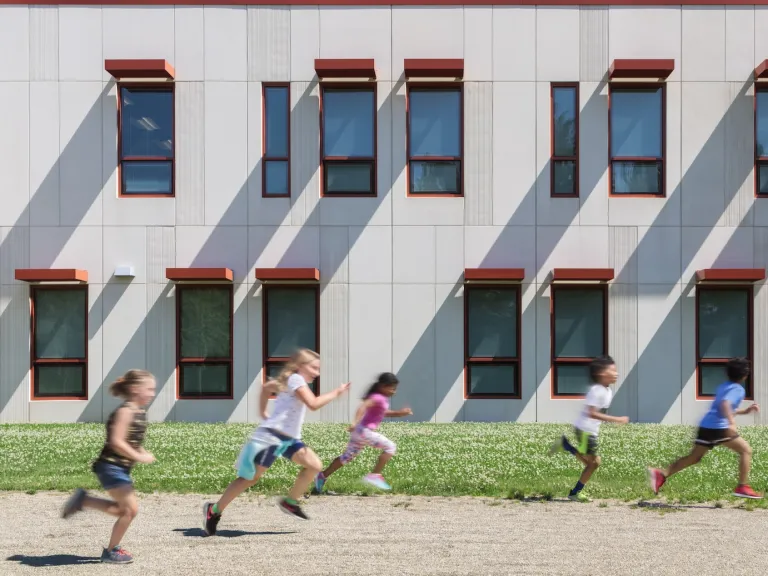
201, 349, 349, 534
547, 355, 629, 502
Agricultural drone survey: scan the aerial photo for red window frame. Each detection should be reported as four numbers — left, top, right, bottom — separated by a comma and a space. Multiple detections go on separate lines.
262, 284, 321, 395
262, 83, 291, 198
550, 82, 579, 197
463, 284, 522, 399
695, 285, 754, 400
319, 83, 377, 197
550, 284, 608, 398
116, 83, 175, 198
406, 83, 464, 197
755, 85, 768, 197
607, 83, 666, 197
175, 284, 234, 400
30, 285, 89, 400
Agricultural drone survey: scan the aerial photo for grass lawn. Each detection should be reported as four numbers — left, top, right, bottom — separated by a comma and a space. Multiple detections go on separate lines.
2, 422, 768, 505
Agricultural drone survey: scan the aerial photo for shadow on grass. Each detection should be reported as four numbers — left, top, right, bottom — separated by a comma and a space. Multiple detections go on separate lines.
172, 528, 297, 538
7, 554, 100, 567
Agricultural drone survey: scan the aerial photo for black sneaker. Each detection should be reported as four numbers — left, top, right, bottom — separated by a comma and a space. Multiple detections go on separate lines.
277, 498, 309, 520
62, 488, 87, 519
202, 502, 221, 536
100, 546, 133, 564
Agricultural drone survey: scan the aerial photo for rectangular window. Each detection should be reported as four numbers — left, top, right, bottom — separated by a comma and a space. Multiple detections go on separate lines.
609, 85, 664, 196
551, 83, 579, 197
263, 285, 320, 394
407, 86, 462, 195
31, 286, 88, 399
263, 84, 290, 197
696, 287, 752, 398
177, 285, 233, 399
118, 85, 174, 196
464, 286, 520, 398
551, 285, 608, 397
321, 85, 376, 196
756, 88, 768, 195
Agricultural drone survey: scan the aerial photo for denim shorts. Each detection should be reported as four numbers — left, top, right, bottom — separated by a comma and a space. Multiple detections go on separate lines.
92, 461, 133, 491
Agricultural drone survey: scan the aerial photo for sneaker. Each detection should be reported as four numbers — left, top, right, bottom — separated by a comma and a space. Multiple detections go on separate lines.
568, 492, 590, 503
646, 468, 666, 495
62, 488, 87, 519
202, 502, 221, 536
547, 436, 565, 457
363, 473, 392, 491
100, 546, 134, 564
733, 484, 762, 499
314, 473, 326, 494
277, 498, 309, 520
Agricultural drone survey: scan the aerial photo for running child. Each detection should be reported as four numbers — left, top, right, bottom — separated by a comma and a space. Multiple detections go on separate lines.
61, 369, 157, 564
314, 372, 412, 493
202, 348, 349, 535
548, 355, 628, 502
647, 356, 761, 499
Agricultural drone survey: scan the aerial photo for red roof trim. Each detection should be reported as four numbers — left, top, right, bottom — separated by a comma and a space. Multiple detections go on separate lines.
756, 60, 768, 80
696, 268, 766, 282
609, 59, 675, 80
15, 269, 88, 283
314, 59, 376, 80
165, 268, 233, 282
11, 1, 768, 6
105, 59, 175, 80
552, 268, 615, 282
404, 58, 464, 79
464, 268, 525, 282
255, 268, 321, 282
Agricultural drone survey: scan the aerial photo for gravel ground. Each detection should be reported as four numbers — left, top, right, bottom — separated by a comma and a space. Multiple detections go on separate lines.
1, 492, 767, 575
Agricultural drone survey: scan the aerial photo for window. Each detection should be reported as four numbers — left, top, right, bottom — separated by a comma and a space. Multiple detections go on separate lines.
756, 88, 768, 195
263, 84, 290, 197
263, 286, 320, 394
609, 85, 664, 196
118, 85, 174, 196
696, 287, 752, 398
551, 285, 607, 397
551, 84, 579, 196
176, 285, 233, 399
31, 286, 88, 399
320, 85, 376, 196
407, 86, 462, 195
464, 286, 520, 398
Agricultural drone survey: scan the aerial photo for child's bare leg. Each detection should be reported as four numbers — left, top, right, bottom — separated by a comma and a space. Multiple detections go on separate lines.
215, 471, 265, 513
321, 457, 344, 478
372, 452, 393, 475
289, 448, 322, 500
82, 495, 122, 517
724, 437, 752, 485
106, 487, 138, 550
578, 455, 600, 484
664, 445, 709, 479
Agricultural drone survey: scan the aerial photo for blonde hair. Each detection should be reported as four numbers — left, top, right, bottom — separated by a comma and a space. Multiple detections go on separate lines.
268, 348, 319, 393
109, 369, 155, 399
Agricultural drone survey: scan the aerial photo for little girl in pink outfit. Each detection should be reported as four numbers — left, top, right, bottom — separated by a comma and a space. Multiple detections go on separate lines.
315, 373, 411, 492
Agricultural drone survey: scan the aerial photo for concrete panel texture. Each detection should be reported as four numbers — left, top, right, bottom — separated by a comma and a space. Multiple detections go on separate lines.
0, 5, 767, 425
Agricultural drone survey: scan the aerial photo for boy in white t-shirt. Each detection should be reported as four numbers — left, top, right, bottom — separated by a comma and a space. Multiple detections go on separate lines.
548, 355, 629, 502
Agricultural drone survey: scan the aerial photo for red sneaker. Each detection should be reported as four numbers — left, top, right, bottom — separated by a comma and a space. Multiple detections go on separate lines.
733, 484, 762, 499
646, 467, 666, 495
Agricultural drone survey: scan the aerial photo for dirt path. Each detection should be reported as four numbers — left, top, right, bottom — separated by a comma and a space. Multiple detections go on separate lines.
1, 492, 767, 575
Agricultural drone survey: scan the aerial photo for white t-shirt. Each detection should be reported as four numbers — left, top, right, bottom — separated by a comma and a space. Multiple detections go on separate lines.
258, 373, 309, 440
573, 384, 613, 435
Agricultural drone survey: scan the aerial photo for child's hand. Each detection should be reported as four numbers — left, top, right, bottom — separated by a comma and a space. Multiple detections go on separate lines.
336, 382, 351, 397
401, 407, 413, 416
138, 452, 156, 464
748, 403, 760, 414
617, 416, 629, 425
347, 425, 355, 432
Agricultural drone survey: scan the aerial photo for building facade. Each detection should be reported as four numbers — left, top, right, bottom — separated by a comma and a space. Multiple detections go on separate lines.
1, 2, 768, 425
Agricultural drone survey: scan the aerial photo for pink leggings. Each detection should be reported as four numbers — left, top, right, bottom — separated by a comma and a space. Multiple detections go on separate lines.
339, 427, 396, 464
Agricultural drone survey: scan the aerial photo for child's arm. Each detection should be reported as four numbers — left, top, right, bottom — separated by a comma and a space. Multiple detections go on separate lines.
734, 403, 759, 416
296, 382, 350, 412
587, 406, 629, 424
385, 407, 413, 418
348, 399, 376, 430
110, 407, 154, 464
259, 379, 279, 420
